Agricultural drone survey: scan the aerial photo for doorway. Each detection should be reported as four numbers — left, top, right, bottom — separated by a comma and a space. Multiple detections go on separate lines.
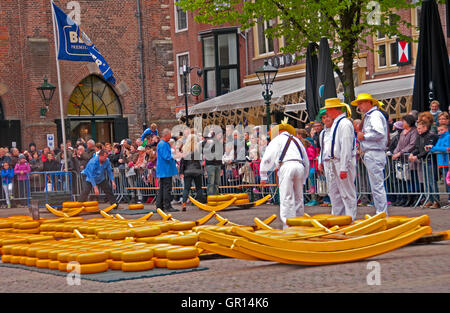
70, 119, 114, 143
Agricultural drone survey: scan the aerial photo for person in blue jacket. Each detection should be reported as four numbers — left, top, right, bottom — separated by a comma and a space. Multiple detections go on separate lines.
429, 124, 450, 205
79, 149, 117, 205
156, 128, 179, 212
140, 123, 159, 143
1, 162, 14, 208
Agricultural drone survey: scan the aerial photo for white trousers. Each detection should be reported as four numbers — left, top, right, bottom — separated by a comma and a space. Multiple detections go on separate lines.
363, 150, 388, 215
278, 161, 306, 229
2, 183, 12, 206
323, 158, 357, 220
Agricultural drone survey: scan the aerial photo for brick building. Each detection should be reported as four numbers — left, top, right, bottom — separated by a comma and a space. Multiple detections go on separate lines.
0, 0, 178, 150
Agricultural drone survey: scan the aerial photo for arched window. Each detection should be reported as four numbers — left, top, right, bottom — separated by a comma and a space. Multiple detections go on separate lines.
67, 75, 121, 116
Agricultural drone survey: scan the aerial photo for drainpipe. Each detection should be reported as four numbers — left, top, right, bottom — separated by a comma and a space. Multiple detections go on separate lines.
136, 0, 147, 131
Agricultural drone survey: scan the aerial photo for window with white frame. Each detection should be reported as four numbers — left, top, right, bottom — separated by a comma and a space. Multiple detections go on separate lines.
373, 18, 398, 71
254, 17, 275, 57
174, 0, 187, 32
176, 53, 190, 98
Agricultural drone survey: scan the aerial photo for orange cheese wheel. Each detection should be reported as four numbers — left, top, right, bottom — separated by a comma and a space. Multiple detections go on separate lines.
166, 246, 199, 260
128, 204, 145, 210
166, 257, 200, 269
36, 259, 50, 268
62, 202, 83, 208
83, 206, 99, 212
120, 249, 153, 262
153, 257, 167, 268
121, 260, 154, 272
82, 201, 98, 207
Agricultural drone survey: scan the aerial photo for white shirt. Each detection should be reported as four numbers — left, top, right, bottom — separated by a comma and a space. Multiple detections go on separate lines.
361, 107, 388, 152
328, 113, 356, 172
318, 127, 331, 164
260, 132, 310, 181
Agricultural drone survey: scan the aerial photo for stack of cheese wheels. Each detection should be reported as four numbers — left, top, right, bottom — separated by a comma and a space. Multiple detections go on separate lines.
62, 202, 83, 214
207, 193, 249, 206
166, 246, 200, 269
128, 203, 145, 210
11, 220, 41, 235
151, 244, 183, 268
82, 201, 99, 213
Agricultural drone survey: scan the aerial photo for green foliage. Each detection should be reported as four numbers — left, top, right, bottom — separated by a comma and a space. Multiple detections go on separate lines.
176, 0, 419, 99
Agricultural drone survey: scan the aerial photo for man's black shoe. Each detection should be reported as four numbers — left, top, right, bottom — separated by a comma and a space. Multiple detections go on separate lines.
165, 207, 179, 212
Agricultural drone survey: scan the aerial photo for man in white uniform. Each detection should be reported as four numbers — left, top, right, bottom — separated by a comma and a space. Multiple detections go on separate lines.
318, 98, 357, 220
260, 120, 310, 229
351, 93, 389, 215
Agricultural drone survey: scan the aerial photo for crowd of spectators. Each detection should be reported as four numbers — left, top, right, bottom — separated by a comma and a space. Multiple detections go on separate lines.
1, 100, 449, 209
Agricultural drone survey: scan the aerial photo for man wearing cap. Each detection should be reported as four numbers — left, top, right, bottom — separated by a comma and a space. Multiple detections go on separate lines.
260, 119, 310, 229
319, 98, 357, 220
351, 93, 389, 215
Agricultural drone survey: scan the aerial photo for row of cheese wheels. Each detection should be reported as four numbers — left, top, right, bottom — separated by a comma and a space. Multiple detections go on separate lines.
1, 238, 201, 272
62, 201, 145, 212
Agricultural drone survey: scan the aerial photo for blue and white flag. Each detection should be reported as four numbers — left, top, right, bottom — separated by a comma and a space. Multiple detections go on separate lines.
52, 1, 116, 85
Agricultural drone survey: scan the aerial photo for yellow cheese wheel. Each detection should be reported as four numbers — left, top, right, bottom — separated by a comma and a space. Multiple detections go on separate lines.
20, 256, 28, 265
82, 201, 98, 207
121, 249, 153, 262
77, 262, 109, 274
128, 204, 145, 210
83, 206, 99, 212
170, 221, 196, 231
132, 226, 162, 238
63, 202, 82, 208
153, 245, 182, 259
58, 262, 68, 271
27, 235, 54, 244
121, 260, 154, 272
327, 216, 353, 227
151, 234, 179, 243
10, 255, 21, 264
48, 260, 60, 270
109, 248, 134, 261
10, 245, 26, 256
166, 257, 200, 269
154, 223, 172, 233
108, 259, 123, 270
76, 251, 108, 264
169, 234, 199, 246
14, 221, 40, 229
153, 257, 167, 268
234, 199, 250, 205
25, 257, 37, 267
166, 246, 199, 260
48, 249, 67, 260
207, 194, 232, 202
231, 193, 249, 200
36, 259, 50, 268
1, 254, 11, 263
0, 221, 13, 228
35, 248, 54, 259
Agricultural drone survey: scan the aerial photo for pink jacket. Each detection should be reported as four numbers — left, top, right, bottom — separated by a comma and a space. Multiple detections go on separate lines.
306, 146, 317, 169
14, 162, 31, 181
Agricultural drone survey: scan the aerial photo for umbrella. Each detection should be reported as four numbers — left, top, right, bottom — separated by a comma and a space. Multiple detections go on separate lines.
317, 37, 337, 107
305, 42, 319, 120
412, 0, 450, 113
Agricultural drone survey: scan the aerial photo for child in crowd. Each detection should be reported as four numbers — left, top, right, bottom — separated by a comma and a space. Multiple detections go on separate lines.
429, 124, 450, 208
1, 162, 14, 208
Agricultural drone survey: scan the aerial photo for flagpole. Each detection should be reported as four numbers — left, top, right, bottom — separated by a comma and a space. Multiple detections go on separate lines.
50, 0, 68, 173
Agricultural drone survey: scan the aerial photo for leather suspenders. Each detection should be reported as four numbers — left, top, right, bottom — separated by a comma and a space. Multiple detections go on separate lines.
279, 134, 305, 164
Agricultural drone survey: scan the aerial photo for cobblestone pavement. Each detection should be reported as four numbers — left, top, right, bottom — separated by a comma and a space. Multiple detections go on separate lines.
0, 202, 448, 293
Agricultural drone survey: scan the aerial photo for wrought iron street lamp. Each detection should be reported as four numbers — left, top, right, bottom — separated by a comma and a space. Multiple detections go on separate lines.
255, 59, 278, 131
36, 76, 56, 118
182, 65, 203, 126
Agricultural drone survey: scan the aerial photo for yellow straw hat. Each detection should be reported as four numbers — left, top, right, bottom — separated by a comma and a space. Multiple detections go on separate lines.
270, 117, 296, 139
350, 93, 379, 106
323, 98, 351, 117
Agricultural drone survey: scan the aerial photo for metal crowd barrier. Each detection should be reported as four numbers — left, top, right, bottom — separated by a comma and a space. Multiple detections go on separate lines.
1, 152, 448, 208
